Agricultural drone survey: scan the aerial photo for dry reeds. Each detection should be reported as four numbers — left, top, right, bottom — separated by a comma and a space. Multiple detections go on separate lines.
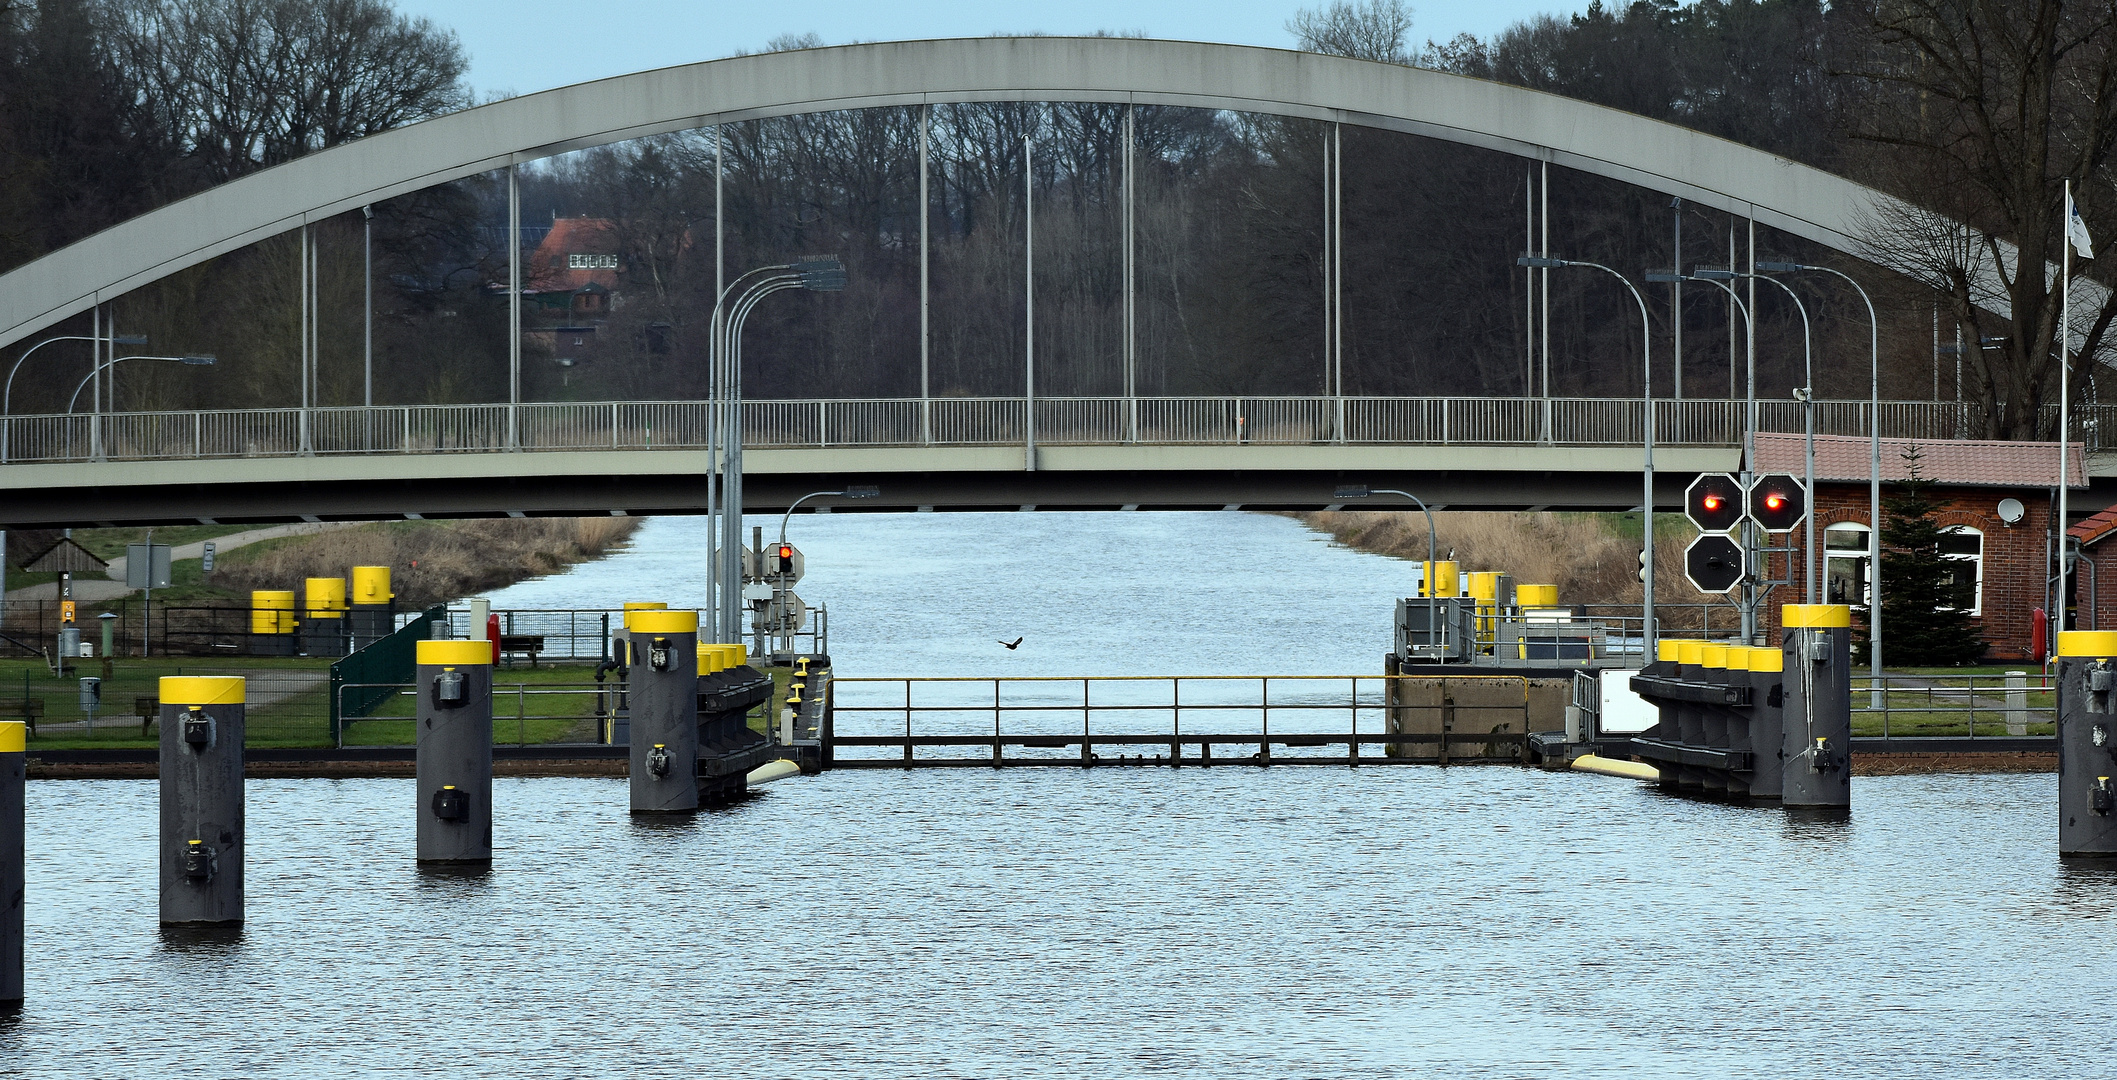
216, 517, 640, 607
1298, 511, 1728, 625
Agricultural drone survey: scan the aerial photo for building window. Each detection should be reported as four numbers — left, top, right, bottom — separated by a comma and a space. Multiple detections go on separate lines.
568, 253, 618, 269
1939, 526, 1984, 615
1825, 523, 1871, 607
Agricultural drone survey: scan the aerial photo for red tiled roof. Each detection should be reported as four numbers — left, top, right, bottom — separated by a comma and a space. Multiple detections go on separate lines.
528, 217, 620, 291
2070, 503, 2117, 546
1752, 432, 2084, 488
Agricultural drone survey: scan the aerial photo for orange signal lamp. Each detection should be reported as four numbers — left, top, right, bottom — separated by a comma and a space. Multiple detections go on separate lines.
1702, 494, 1723, 511
1765, 494, 1786, 510
777, 544, 793, 561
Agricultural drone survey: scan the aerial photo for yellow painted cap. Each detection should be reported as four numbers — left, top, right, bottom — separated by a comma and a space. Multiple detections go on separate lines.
351, 566, 393, 602
623, 601, 669, 612
1518, 584, 1558, 607
2057, 631, 2117, 658
1745, 646, 1784, 673
0, 720, 24, 753
626, 609, 698, 634
696, 643, 721, 672
1724, 646, 1751, 671
417, 639, 493, 666
251, 590, 295, 607
1676, 640, 1706, 666
1700, 644, 1729, 669
1656, 640, 1680, 662
1425, 561, 1461, 597
1783, 604, 1851, 628
305, 577, 347, 606
160, 675, 245, 707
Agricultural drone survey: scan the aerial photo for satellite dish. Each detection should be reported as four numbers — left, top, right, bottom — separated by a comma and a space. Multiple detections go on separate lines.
1997, 497, 2026, 524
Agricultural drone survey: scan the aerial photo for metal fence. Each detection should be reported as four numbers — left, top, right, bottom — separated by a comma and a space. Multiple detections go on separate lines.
0, 396, 2080, 464
825, 674, 1530, 766
1853, 672, 2057, 739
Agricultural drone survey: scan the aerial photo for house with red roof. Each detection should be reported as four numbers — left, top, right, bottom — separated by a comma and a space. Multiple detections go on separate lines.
1750, 432, 2084, 662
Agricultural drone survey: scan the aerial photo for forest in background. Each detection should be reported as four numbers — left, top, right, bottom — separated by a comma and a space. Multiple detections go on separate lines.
2, 0, 2111, 440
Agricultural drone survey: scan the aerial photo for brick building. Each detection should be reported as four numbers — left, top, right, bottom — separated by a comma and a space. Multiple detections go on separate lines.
1752, 432, 2084, 663
2064, 504, 2117, 634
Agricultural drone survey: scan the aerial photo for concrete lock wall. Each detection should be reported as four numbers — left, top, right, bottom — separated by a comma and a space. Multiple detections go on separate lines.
158, 676, 245, 925
1386, 677, 1561, 761
415, 640, 494, 863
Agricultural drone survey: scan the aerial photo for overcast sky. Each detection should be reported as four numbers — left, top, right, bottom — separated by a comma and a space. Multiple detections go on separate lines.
391, 0, 1568, 98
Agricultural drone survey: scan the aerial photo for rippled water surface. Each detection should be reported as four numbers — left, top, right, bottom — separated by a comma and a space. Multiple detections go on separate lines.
7, 770, 2113, 1078
9, 514, 2115, 1075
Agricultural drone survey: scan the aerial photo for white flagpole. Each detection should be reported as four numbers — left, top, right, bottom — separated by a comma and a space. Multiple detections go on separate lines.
2060, 178, 2074, 635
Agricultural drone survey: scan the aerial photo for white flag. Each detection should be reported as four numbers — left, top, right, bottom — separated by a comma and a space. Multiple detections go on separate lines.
2067, 189, 2095, 260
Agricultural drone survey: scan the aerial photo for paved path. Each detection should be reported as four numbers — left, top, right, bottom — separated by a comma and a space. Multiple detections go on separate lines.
5, 521, 363, 602
28, 668, 329, 734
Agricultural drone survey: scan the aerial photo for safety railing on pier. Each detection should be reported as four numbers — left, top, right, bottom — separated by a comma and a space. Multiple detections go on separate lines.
824, 674, 1533, 766
1852, 672, 2057, 739
0, 396, 2061, 464
333, 681, 617, 748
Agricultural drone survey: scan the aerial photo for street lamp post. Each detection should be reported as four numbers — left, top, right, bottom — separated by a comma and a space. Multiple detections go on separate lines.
1521, 256, 1657, 657
768, 486, 880, 655
63, 355, 215, 461
707, 258, 848, 643
1761, 261, 1881, 686
1336, 484, 1441, 661
1656, 270, 1760, 641
1698, 268, 1818, 605
3, 333, 148, 463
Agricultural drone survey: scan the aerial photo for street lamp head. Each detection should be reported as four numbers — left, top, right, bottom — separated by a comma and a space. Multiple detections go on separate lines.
1755, 261, 1807, 273
794, 255, 848, 292
1691, 267, 1739, 280
1516, 256, 1566, 269
179, 355, 216, 365
1334, 484, 1372, 499
843, 485, 880, 498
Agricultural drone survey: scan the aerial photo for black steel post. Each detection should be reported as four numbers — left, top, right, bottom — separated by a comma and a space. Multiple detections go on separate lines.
2, 720, 22, 1006
415, 640, 493, 863
1780, 605, 1851, 808
1743, 645, 1787, 801
158, 676, 245, 924
2055, 631, 2117, 856
627, 610, 699, 813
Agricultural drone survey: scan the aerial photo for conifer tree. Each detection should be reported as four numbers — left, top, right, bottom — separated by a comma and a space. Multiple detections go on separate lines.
1855, 447, 1987, 667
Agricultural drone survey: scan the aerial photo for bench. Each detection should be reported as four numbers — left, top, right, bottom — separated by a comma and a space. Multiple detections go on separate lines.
499, 634, 546, 668
9, 698, 43, 736
137, 696, 161, 737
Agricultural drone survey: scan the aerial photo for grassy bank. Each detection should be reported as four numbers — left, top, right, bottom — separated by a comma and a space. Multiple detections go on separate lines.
213, 517, 640, 608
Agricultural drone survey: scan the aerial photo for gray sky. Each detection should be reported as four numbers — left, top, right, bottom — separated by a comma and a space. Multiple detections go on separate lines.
392, 0, 1566, 98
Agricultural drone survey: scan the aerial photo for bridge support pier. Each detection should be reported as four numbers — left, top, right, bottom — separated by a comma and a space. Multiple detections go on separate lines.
158, 677, 245, 924
416, 641, 494, 863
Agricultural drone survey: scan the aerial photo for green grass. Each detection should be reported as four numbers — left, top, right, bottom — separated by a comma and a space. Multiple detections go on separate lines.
342, 662, 610, 746
2, 655, 335, 749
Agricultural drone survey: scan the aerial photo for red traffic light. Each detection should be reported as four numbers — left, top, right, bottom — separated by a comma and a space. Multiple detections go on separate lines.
1748, 474, 1807, 532
777, 544, 793, 561
1684, 473, 1743, 533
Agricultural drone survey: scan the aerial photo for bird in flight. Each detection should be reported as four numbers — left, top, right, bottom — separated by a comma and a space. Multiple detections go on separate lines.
999, 636, 1024, 650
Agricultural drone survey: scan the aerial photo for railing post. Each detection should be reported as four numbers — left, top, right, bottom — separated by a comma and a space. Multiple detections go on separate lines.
2005, 670, 2028, 736
819, 400, 828, 447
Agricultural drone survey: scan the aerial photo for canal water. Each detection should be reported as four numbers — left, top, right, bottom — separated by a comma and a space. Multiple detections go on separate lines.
6, 514, 2111, 1076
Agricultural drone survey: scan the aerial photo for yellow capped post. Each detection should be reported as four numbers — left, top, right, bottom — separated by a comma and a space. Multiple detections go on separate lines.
1782, 604, 1850, 628
1676, 640, 1706, 666
623, 601, 669, 612
1699, 644, 1728, 669
1656, 639, 1680, 663
417, 639, 495, 666
159, 676, 246, 707
625, 609, 699, 635
0, 720, 22, 754
2056, 631, 2117, 658
1745, 646, 1783, 673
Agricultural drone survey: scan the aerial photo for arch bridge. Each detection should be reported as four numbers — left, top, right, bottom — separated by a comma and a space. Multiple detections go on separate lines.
0, 37, 2043, 527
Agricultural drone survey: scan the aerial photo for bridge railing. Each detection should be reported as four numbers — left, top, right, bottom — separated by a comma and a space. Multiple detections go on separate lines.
0, 396, 2083, 464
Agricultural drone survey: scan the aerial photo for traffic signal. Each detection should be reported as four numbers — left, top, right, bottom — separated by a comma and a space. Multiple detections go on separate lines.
1685, 473, 1744, 533
1748, 473, 1808, 532
1684, 533, 1744, 593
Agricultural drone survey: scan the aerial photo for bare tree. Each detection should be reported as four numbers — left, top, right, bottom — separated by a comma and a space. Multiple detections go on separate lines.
1287, 0, 1414, 64
1836, 0, 2117, 438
